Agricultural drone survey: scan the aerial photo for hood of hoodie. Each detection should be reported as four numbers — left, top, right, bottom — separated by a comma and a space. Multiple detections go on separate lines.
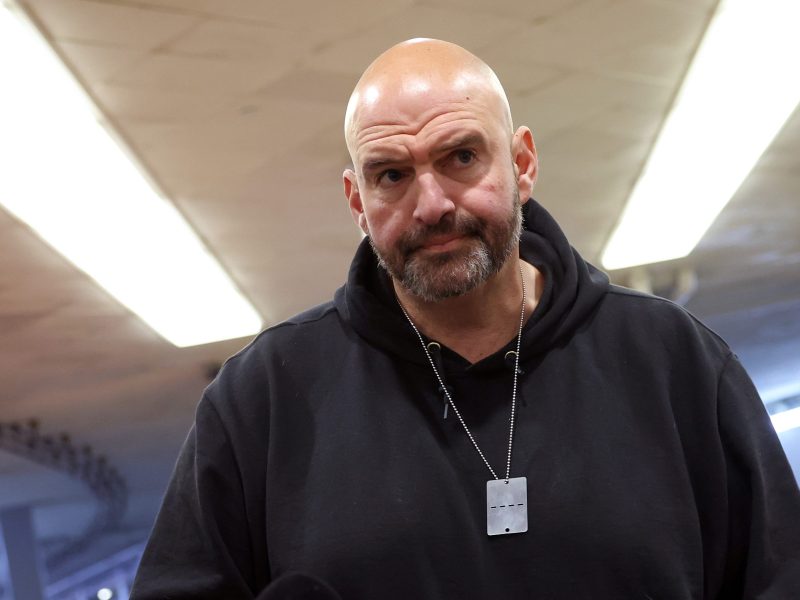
334, 199, 609, 373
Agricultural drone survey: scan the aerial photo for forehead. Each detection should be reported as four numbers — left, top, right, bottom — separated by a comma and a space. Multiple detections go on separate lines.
350, 82, 505, 165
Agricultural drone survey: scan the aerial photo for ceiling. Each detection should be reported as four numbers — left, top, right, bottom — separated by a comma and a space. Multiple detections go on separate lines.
2, 0, 799, 579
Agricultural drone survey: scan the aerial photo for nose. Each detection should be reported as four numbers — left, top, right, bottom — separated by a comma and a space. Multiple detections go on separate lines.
412, 172, 456, 225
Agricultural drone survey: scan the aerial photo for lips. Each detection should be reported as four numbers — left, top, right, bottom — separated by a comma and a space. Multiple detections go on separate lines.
399, 215, 482, 257
421, 234, 464, 251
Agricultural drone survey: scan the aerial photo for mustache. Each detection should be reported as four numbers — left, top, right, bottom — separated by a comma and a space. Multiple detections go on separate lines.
398, 214, 483, 256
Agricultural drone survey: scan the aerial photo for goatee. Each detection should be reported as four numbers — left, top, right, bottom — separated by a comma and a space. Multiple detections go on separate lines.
369, 193, 522, 302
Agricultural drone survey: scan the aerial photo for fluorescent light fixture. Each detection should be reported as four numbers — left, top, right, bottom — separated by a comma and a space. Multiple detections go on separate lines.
602, 0, 800, 270
772, 407, 800, 434
0, 2, 262, 347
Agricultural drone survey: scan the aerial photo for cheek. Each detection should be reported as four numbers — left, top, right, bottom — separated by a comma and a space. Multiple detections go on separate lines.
365, 207, 407, 246
467, 177, 511, 210
477, 162, 514, 194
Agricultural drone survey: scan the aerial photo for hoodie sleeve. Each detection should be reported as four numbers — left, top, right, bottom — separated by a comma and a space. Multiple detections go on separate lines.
715, 355, 800, 598
130, 394, 267, 599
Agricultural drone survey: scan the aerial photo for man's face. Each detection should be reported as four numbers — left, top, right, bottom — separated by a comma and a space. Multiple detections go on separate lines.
346, 80, 528, 302
368, 189, 522, 302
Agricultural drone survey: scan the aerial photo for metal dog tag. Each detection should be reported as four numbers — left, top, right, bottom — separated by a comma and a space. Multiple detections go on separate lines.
487, 476, 528, 536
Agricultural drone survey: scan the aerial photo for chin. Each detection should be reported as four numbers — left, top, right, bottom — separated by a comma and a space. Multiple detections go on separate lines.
400, 246, 494, 302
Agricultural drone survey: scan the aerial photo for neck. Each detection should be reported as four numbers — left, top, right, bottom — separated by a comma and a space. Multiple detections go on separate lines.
394, 254, 542, 364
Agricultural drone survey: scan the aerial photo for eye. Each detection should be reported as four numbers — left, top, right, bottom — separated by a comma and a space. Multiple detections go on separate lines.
452, 149, 476, 166
377, 168, 405, 185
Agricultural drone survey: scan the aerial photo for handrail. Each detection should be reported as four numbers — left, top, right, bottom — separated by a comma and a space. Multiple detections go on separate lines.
0, 419, 128, 570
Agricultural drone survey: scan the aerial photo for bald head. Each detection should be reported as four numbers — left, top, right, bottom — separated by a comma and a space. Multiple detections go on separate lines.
341, 38, 538, 252
344, 39, 513, 163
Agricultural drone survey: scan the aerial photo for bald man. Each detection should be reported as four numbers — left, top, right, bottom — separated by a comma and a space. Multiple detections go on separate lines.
132, 40, 800, 600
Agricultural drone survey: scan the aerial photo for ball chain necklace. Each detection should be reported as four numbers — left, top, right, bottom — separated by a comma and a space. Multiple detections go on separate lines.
397, 264, 528, 536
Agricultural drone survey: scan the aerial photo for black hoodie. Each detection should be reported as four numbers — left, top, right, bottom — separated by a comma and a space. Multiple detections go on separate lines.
131, 200, 800, 599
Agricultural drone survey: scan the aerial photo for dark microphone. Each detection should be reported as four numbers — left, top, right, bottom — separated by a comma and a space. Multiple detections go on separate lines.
256, 572, 343, 600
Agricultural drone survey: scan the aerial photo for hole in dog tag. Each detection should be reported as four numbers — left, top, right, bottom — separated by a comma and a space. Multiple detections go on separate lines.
487, 477, 527, 536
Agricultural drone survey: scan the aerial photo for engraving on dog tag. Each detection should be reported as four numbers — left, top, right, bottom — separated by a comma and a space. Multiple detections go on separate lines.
487, 476, 528, 536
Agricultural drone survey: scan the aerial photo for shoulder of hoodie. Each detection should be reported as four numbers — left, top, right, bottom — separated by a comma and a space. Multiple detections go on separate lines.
600, 283, 734, 364
205, 298, 343, 391
198, 298, 345, 426
183, 305, 341, 472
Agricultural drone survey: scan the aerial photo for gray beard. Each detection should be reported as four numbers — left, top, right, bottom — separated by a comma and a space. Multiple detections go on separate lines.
370, 195, 522, 302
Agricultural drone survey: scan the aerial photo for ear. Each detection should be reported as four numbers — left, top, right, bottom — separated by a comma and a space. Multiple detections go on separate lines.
343, 168, 369, 235
511, 126, 538, 203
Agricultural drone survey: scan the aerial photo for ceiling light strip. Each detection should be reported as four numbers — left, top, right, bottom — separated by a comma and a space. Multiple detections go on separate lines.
602, 0, 800, 270
772, 407, 800, 434
0, 2, 262, 346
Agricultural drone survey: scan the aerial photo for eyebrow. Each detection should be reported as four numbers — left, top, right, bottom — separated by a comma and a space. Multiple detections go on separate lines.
360, 132, 488, 175
433, 133, 486, 156
361, 156, 405, 176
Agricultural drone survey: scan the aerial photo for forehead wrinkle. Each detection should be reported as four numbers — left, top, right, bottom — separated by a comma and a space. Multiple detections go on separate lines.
355, 123, 411, 147
357, 128, 492, 178
354, 107, 488, 163
359, 139, 412, 164
357, 99, 485, 136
